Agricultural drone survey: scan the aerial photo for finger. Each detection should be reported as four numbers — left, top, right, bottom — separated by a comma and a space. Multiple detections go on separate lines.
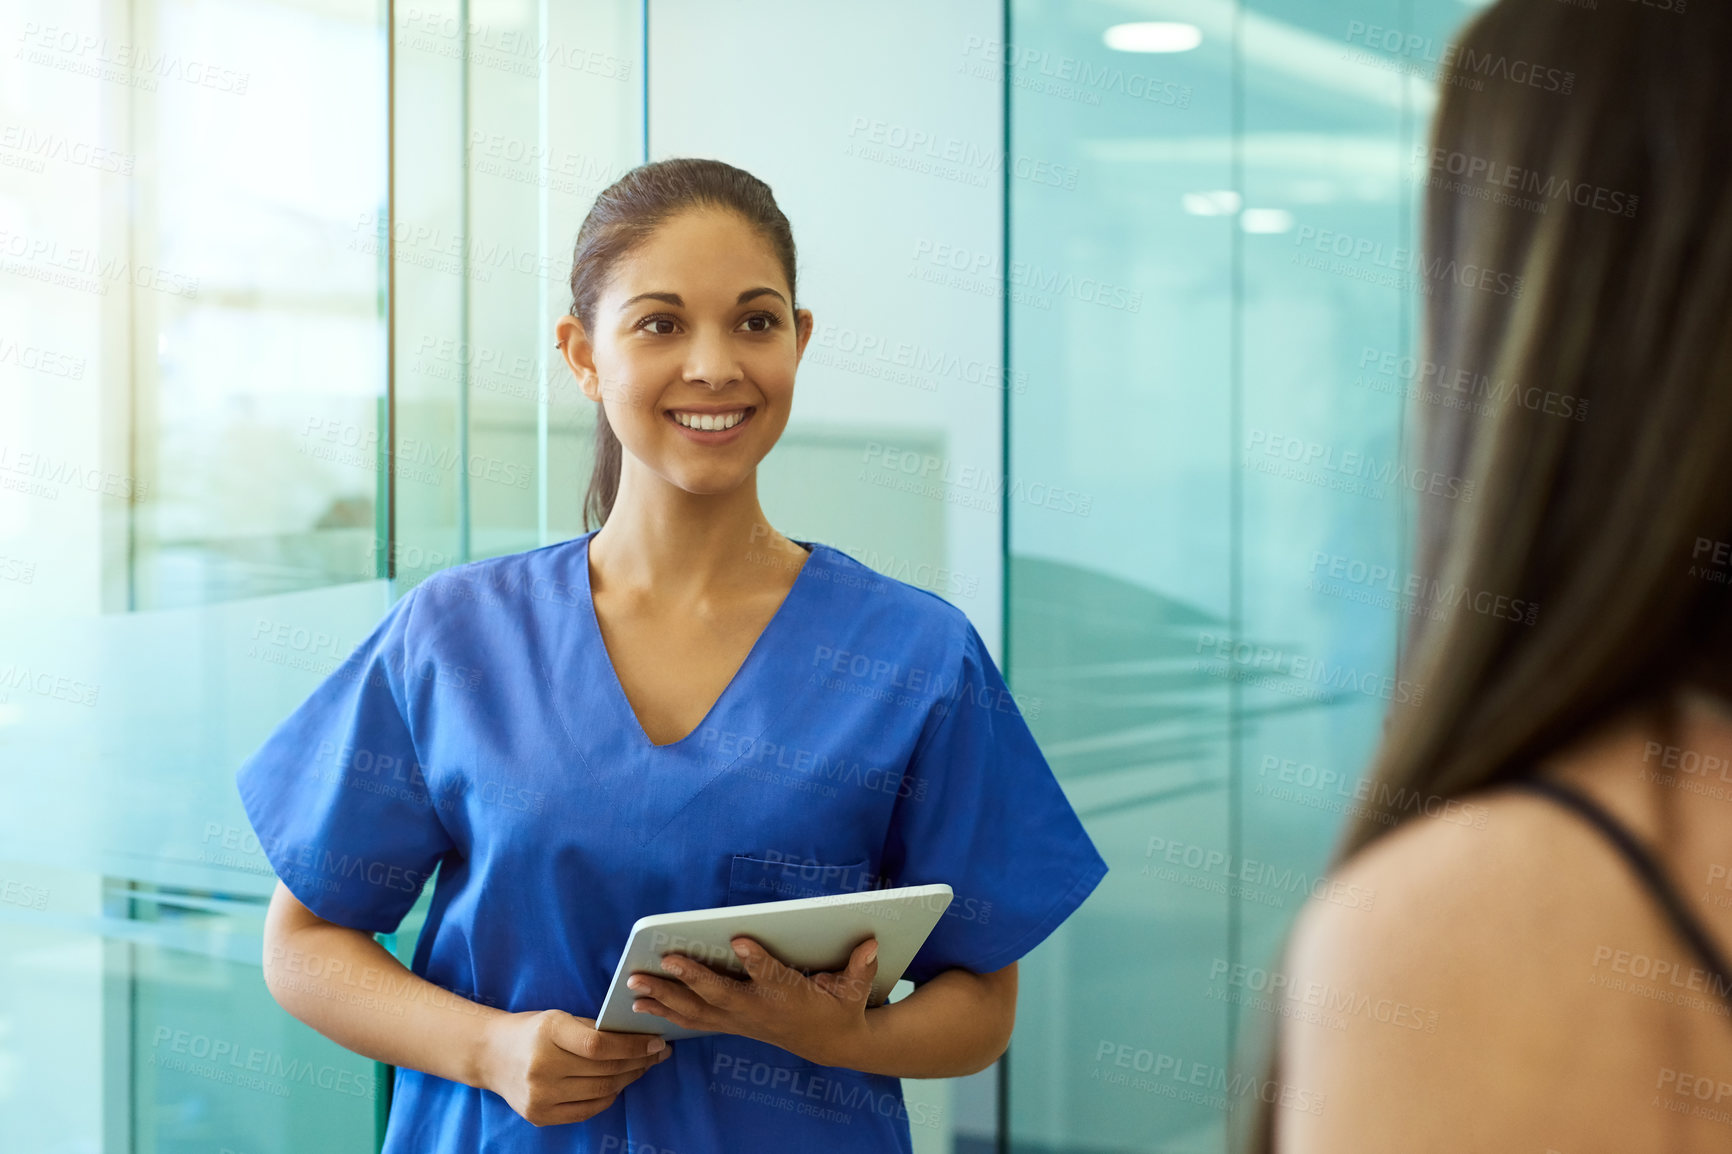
558, 1066, 657, 1100
839, 938, 880, 1003
631, 997, 707, 1034
549, 1012, 667, 1063
631, 970, 718, 1019
632, 985, 713, 1032
728, 937, 796, 989
522, 1096, 614, 1128
555, 1048, 669, 1077
654, 957, 744, 1009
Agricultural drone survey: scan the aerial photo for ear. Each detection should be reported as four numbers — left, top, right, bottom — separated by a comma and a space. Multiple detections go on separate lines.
555, 314, 605, 404
793, 307, 816, 366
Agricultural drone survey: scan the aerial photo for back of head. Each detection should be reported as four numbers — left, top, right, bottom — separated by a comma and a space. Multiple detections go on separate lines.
1350, 0, 1732, 858
1240, 1, 1732, 1147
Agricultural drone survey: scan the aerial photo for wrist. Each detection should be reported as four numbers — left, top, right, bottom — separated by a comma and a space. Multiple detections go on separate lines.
464, 1008, 511, 1092
807, 1006, 879, 1071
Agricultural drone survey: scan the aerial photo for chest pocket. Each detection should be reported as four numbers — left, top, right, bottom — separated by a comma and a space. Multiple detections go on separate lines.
725, 853, 875, 905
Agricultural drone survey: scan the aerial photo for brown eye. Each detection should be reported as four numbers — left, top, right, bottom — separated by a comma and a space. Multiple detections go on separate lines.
741, 312, 780, 333
637, 315, 678, 335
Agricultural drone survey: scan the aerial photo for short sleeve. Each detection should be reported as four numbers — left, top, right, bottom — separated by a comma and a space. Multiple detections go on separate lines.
234, 586, 454, 934
883, 619, 1107, 985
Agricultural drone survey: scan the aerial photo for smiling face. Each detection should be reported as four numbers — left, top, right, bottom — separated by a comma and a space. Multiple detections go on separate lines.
557, 207, 814, 503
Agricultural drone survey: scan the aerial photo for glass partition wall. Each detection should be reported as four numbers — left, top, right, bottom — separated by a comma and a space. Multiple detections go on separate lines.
0, 0, 1479, 1149
1005, 1, 1474, 1151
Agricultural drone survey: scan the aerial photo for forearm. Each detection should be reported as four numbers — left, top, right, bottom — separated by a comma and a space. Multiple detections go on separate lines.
262, 888, 507, 1089
823, 965, 1015, 1078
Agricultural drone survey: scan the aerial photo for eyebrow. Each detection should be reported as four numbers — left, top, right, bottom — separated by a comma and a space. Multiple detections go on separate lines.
617, 287, 788, 312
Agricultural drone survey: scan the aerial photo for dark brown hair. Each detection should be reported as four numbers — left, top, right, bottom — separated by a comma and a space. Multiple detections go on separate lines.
566, 157, 799, 529
1241, 0, 1732, 1148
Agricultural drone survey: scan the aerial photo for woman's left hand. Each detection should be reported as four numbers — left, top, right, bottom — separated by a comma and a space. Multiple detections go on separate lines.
626, 937, 880, 1066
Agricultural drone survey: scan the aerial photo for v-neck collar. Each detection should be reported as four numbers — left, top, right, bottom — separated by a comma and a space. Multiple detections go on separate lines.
577, 531, 820, 751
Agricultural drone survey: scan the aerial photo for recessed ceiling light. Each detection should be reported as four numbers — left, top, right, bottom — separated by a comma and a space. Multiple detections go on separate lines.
1104, 22, 1203, 53
1240, 209, 1295, 234
1182, 191, 1242, 216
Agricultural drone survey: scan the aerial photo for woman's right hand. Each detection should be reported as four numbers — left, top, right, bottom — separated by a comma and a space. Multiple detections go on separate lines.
478, 1008, 672, 1126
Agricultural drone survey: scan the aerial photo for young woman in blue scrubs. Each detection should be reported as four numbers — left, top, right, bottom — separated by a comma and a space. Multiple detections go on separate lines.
237, 157, 1108, 1153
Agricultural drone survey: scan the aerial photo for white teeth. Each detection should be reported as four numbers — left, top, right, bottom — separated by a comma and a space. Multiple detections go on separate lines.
673, 410, 747, 431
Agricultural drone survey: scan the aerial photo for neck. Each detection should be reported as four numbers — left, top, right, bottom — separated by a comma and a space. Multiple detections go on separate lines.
588, 462, 798, 595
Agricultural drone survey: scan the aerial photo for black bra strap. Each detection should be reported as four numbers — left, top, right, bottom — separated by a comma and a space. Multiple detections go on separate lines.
1510, 776, 1732, 1008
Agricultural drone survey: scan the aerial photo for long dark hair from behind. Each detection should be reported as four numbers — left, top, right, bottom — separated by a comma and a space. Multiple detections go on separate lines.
565, 157, 799, 529
1240, 1, 1732, 1149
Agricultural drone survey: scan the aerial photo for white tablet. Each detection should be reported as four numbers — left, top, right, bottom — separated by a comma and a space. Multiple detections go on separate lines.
594, 883, 953, 1039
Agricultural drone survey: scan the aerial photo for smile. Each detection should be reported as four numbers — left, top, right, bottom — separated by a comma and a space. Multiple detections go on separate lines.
668, 408, 752, 432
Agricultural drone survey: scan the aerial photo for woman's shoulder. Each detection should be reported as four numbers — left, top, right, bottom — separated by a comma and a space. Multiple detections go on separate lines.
801, 542, 981, 646
408, 535, 591, 616
1278, 772, 1721, 1150
1288, 780, 1615, 989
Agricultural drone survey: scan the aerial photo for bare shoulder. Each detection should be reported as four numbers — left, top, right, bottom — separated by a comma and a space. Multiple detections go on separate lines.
1289, 783, 1595, 980
1275, 784, 1679, 1152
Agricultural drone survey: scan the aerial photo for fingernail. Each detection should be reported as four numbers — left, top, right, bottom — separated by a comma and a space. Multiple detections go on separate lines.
732, 941, 750, 958
864, 943, 878, 966
647, 1037, 665, 1053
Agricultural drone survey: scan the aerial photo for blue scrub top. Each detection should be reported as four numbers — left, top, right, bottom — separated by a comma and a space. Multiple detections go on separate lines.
236, 530, 1108, 1153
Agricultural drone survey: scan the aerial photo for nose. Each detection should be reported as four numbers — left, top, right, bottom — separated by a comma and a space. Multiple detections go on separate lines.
682, 324, 743, 390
